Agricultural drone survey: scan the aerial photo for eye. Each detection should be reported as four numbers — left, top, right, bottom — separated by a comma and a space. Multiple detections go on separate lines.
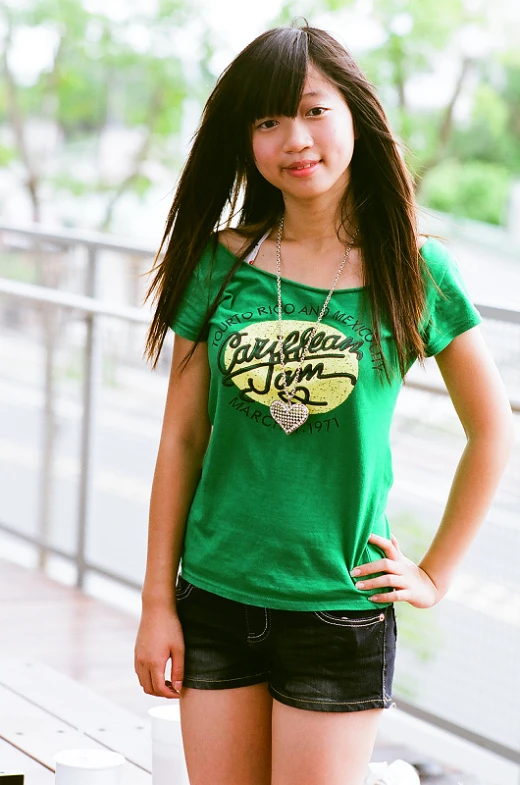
256, 119, 278, 130
307, 106, 328, 117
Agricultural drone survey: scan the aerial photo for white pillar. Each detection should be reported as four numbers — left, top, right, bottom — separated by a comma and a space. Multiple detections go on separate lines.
54, 750, 125, 785
149, 705, 190, 785
366, 759, 420, 784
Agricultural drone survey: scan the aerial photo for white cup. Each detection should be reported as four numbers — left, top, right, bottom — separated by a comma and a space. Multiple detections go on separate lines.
148, 705, 189, 785
366, 759, 420, 785
54, 750, 125, 785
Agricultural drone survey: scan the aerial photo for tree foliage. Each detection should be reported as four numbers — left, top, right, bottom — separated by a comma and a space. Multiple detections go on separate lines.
1, 0, 519, 228
274, 0, 519, 224
0, 0, 194, 228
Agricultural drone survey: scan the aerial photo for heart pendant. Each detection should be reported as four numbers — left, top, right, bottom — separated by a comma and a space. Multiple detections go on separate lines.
270, 400, 309, 434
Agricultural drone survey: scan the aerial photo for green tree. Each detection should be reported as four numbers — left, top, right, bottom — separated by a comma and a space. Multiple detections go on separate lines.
0, 0, 200, 548
449, 54, 520, 175
275, 0, 484, 177
0, 0, 193, 230
273, 0, 519, 223
419, 159, 511, 225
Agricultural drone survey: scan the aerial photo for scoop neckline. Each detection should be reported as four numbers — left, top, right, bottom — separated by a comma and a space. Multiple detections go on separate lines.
217, 240, 367, 294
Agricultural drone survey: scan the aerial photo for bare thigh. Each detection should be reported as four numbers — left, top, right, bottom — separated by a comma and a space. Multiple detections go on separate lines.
271, 700, 384, 785
179, 682, 272, 785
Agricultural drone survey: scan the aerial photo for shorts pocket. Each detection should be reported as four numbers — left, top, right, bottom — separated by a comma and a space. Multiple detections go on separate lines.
313, 608, 386, 627
175, 574, 195, 602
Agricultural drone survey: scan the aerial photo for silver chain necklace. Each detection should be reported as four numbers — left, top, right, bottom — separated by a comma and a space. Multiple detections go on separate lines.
269, 215, 359, 435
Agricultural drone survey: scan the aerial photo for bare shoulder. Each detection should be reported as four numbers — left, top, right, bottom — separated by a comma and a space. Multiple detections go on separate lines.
218, 228, 250, 257
220, 229, 428, 256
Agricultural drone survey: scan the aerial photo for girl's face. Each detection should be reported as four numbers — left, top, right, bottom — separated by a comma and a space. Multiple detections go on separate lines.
251, 65, 357, 204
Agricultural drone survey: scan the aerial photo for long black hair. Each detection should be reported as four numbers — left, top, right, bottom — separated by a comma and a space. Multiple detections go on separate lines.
144, 23, 431, 381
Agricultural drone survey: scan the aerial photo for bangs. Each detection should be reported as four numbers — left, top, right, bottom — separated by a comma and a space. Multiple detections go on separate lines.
229, 28, 309, 125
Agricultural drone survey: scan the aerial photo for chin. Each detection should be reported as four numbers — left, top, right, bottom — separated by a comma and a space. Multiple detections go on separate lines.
288, 180, 340, 198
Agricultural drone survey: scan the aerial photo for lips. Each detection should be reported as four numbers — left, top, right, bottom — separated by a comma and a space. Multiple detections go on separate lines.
284, 159, 322, 178
286, 159, 321, 170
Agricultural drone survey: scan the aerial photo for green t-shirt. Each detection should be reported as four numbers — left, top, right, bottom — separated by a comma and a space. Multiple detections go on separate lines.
170, 236, 482, 610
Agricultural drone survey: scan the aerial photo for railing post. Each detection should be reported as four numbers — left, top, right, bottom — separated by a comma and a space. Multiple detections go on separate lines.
37, 296, 56, 570
37, 238, 58, 572
76, 246, 102, 589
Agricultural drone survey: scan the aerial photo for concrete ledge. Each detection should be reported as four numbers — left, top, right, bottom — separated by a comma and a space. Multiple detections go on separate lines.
378, 705, 519, 785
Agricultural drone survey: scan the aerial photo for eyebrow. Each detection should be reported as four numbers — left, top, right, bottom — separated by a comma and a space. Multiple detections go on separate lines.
301, 90, 327, 99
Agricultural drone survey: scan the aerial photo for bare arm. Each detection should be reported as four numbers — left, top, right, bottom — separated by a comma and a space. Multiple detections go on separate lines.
416, 325, 514, 595
352, 325, 514, 606
135, 335, 211, 696
142, 335, 211, 608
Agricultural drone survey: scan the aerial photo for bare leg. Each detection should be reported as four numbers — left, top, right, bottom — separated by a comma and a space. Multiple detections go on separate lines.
271, 699, 383, 785
179, 682, 273, 785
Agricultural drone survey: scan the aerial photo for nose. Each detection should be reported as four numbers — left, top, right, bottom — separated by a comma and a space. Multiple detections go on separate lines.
282, 118, 313, 153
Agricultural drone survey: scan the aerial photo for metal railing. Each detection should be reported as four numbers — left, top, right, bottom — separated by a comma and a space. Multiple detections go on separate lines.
0, 277, 150, 591
0, 222, 155, 587
0, 221, 519, 775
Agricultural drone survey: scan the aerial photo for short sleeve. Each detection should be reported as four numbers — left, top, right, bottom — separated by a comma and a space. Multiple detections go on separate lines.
420, 238, 482, 357
169, 239, 226, 341
170, 263, 209, 341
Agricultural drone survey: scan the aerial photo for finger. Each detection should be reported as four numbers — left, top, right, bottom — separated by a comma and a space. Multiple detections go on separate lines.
368, 533, 399, 557
351, 557, 399, 577
151, 666, 178, 699
391, 533, 401, 551
134, 658, 148, 690
369, 589, 408, 603
165, 680, 181, 699
355, 573, 405, 591
170, 652, 184, 695
137, 667, 155, 696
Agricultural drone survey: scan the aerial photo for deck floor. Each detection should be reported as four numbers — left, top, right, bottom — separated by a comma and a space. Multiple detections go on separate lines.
0, 558, 481, 784
0, 558, 161, 718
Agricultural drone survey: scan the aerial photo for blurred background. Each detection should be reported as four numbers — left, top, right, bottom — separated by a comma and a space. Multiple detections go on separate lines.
0, 0, 519, 781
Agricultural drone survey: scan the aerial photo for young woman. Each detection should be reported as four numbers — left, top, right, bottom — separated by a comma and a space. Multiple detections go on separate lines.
134, 23, 513, 785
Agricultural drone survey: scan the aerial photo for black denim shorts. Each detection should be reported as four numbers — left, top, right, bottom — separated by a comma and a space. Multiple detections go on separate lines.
175, 574, 397, 713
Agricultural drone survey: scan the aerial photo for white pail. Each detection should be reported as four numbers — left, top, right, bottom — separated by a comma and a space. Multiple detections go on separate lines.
54, 749, 125, 785
148, 705, 190, 785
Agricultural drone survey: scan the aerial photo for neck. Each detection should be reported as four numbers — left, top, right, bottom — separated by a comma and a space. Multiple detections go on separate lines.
280, 191, 357, 245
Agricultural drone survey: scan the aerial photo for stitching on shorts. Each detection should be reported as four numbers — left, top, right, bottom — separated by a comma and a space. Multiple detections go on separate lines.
270, 684, 383, 706
184, 671, 270, 684
175, 583, 195, 601
246, 607, 270, 642
175, 583, 194, 601
313, 611, 386, 628
382, 608, 390, 701
383, 607, 396, 703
